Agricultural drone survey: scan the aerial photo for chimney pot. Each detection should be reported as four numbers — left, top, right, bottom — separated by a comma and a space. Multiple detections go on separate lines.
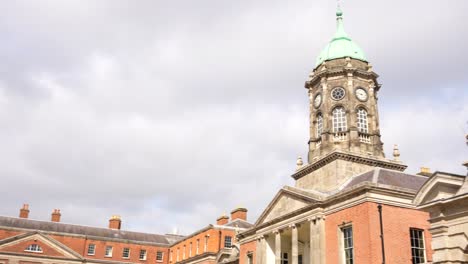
19, 204, 30, 219
230, 207, 248, 221
109, 215, 122, 229
51, 209, 61, 222
216, 214, 229, 225
416, 167, 432, 177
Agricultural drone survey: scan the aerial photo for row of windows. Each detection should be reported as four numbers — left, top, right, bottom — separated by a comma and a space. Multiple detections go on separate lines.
86, 244, 163, 261
316, 107, 369, 136
171, 236, 232, 263
338, 226, 426, 264
242, 227, 427, 264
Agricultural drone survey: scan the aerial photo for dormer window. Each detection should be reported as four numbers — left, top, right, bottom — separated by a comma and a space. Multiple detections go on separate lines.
25, 244, 43, 253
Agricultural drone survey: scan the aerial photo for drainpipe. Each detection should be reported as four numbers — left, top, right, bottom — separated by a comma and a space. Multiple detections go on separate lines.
377, 204, 386, 264
218, 230, 222, 251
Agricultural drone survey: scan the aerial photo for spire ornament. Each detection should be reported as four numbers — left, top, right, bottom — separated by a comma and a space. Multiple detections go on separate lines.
296, 156, 304, 171
393, 144, 401, 162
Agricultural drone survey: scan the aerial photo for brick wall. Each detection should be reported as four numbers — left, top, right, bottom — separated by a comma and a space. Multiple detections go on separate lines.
169, 228, 237, 263
325, 202, 432, 264
239, 240, 256, 264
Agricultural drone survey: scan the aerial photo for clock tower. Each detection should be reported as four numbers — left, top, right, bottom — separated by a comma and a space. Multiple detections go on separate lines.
292, 8, 407, 191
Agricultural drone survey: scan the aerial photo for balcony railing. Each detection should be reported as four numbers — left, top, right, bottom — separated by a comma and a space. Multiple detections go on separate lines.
359, 133, 371, 143
334, 132, 347, 142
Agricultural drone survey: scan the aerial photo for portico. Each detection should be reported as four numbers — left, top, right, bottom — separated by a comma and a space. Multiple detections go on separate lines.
255, 217, 325, 264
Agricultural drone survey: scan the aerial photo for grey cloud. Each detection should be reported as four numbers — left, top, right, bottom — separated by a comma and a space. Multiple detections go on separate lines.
0, 0, 467, 234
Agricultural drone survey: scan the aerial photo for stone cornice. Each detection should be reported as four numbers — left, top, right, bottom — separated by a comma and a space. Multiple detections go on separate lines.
172, 252, 217, 264
306, 68, 379, 89
238, 183, 416, 240
292, 151, 407, 180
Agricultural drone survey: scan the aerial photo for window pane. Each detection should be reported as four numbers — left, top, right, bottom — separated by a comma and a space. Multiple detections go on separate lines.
410, 228, 426, 264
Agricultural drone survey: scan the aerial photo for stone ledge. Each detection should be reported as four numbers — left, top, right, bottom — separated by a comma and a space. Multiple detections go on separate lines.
292, 151, 407, 180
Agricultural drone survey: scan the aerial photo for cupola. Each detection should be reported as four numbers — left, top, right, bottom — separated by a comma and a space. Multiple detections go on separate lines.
315, 7, 367, 67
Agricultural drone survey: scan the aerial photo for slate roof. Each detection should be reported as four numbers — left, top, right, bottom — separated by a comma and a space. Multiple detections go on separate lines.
0, 216, 172, 245
224, 219, 254, 229
341, 168, 428, 192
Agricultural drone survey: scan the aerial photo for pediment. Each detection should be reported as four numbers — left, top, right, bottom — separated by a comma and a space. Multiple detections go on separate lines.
0, 232, 82, 260
255, 187, 320, 226
414, 172, 465, 206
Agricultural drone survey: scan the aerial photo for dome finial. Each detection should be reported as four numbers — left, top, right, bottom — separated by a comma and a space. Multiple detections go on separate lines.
336, 0, 343, 17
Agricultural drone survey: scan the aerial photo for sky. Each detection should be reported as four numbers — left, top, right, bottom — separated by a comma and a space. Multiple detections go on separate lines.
0, 0, 467, 235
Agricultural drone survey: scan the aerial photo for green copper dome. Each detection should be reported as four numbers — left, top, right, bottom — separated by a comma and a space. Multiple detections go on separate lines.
315, 8, 367, 67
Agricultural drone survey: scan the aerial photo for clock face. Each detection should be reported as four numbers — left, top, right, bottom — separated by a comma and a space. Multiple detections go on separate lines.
331, 87, 346, 100
355, 88, 368, 101
314, 94, 322, 108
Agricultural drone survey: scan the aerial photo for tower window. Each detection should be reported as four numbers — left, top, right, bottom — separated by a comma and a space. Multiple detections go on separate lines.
332, 107, 347, 132
316, 113, 323, 138
410, 228, 426, 264
357, 108, 368, 133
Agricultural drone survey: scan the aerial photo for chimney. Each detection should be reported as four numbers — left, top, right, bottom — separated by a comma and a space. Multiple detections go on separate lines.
230, 207, 247, 221
416, 167, 432, 177
19, 204, 30, 219
216, 214, 229, 225
109, 215, 122, 229
51, 209, 61, 222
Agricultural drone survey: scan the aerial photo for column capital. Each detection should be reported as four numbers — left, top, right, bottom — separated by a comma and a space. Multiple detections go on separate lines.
274, 229, 283, 235
289, 223, 300, 229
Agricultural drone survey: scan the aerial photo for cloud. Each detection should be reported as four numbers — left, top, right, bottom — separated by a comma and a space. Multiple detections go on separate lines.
0, 0, 467, 234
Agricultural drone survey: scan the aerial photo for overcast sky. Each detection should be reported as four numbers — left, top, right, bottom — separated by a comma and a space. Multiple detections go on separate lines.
0, 0, 467, 235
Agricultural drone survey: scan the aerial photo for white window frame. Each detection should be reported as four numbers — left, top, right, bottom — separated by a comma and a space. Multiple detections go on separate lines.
122, 247, 130, 259
410, 228, 427, 264
224, 236, 232, 248
183, 245, 186, 259
189, 242, 192, 257
316, 113, 323, 138
25, 244, 43, 253
246, 252, 253, 264
281, 252, 288, 264
176, 248, 179, 262
339, 225, 354, 264
139, 249, 147, 260
157, 251, 164, 262
204, 235, 209, 253
87, 244, 96, 256
333, 107, 347, 132
357, 108, 368, 133
196, 239, 199, 255
105, 246, 113, 257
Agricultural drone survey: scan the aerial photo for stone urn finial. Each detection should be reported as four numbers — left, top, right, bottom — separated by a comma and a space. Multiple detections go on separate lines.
296, 156, 304, 171
393, 144, 400, 162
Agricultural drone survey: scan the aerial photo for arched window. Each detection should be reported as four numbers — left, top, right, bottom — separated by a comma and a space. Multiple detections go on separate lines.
357, 108, 368, 133
316, 113, 323, 138
25, 244, 43, 253
332, 107, 347, 132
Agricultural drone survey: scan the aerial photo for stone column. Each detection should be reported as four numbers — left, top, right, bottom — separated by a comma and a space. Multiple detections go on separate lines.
309, 219, 316, 264
275, 231, 281, 264
256, 236, 263, 264
318, 217, 326, 264
291, 225, 298, 264
255, 236, 265, 264
261, 236, 267, 264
